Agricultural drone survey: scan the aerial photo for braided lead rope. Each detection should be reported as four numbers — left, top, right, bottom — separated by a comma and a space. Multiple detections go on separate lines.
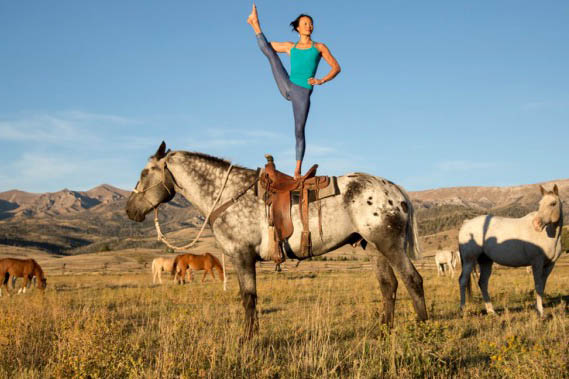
153, 164, 234, 290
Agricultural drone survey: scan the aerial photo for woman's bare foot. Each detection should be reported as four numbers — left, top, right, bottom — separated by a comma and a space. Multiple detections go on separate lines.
247, 3, 261, 34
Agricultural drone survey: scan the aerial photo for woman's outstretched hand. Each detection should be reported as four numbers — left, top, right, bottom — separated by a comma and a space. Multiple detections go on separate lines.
308, 78, 324, 85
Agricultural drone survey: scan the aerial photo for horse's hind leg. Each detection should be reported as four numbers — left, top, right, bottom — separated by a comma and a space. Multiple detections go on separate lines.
459, 262, 474, 309
20, 276, 29, 295
1, 273, 9, 296
477, 259, 495, 314
372, 253, 398, 327
373, 242, 427, 322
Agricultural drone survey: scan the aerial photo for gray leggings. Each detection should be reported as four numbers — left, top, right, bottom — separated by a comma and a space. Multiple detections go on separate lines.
256, 33, 312, 162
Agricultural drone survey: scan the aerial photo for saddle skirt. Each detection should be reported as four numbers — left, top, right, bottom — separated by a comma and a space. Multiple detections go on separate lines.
257, 155, 339, 263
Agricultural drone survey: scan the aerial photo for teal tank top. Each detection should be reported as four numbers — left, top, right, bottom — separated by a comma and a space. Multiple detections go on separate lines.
289, 42, 322, 90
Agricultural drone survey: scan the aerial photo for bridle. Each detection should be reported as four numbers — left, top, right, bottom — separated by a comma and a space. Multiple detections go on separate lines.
132, 162, 175, 209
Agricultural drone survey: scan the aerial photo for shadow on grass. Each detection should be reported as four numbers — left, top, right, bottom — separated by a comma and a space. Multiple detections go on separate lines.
546, 294, 569, 309
260, 307, 282, 315
444, 353, 491, 373
105, 284, 140, 290
285, 273, 317, 280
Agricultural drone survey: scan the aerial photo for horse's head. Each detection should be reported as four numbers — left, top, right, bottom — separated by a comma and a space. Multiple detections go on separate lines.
38, 277, 47, 290
533, 184, 562, 232
126, 141, 176, 222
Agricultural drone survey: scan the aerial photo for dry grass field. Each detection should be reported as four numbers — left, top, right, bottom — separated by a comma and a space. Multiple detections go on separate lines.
0, 247, 568, 378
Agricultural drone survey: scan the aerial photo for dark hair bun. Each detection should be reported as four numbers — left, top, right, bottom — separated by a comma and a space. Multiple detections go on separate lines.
290, 14, 313, 32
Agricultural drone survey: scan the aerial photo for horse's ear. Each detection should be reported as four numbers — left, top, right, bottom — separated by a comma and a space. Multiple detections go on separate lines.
553, 184, 559, 196
154, 141, 167, 160
540, 185, 546, 196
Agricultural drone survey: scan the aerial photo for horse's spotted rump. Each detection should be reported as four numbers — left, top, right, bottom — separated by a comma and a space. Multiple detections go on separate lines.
344, 178, 366, 205
385, 211, 405, 234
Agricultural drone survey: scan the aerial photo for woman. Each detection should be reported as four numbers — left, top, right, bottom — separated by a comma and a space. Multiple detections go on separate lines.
247, 4, 341, 178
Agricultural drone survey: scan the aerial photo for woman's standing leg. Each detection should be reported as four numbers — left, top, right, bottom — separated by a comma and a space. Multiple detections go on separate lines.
290, 86, 312, 177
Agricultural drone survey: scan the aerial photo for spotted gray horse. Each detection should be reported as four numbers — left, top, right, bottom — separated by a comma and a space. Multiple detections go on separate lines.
126, 142, 427, 337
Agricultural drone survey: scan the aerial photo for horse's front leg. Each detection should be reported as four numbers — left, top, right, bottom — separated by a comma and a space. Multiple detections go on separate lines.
532, 262, 555, 317
20, 276, 29, 294
372, 253, 398, 327
232, 252, 258, 339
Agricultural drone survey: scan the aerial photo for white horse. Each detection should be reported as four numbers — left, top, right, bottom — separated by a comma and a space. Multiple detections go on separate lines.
126, 142, 427, 337
434, 250, 458, 277
458, 185, 563, 316
151, 257, 175, 284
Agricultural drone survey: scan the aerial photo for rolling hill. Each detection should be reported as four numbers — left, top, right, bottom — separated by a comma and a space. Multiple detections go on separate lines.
0, 179, 567, 255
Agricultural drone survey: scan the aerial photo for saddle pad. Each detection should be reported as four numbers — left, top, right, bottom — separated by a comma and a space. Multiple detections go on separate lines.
257, 170, 340, 201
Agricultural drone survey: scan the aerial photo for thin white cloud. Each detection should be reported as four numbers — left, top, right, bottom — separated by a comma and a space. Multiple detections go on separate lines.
0, 114, 79, 142
521, 100, 569, 112
436, 160, 497, 172
61, 110, 138, 125
310, 144, 336, 155
0, 110, 138, 144
14, 153, 79, 180
186, 138, 249, 149
206, 128, 285, 140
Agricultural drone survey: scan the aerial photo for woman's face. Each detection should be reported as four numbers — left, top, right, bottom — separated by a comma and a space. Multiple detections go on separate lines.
297, 16, 313, 36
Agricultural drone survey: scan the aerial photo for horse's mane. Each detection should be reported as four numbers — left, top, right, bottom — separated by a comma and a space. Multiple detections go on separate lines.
173, 151, 252, 173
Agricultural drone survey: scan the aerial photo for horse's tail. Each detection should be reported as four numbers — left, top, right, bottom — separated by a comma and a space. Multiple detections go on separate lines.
207, 253, 224, 281
396, 185, 422, 260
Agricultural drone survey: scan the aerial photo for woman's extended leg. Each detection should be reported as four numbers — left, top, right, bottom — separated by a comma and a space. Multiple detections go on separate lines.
255, 33, 291, 100
248, 5, 291, 100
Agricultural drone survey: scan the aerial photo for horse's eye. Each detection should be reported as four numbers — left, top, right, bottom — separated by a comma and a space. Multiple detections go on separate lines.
550, 201, 557, 206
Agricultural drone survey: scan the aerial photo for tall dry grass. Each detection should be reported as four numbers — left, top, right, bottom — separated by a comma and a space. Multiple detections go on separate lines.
0, 264, 568, 378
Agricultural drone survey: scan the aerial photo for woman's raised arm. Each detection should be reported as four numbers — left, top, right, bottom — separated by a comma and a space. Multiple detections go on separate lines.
270, 41, 294, 54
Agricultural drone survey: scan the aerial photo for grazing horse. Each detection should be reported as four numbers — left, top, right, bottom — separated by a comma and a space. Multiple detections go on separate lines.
126, 142, 427, 337
458, 185, 564, 316
151, 257, 175, 284
171, 253, 224, 284
434, 250, 458, 277
0, 258, 47, 296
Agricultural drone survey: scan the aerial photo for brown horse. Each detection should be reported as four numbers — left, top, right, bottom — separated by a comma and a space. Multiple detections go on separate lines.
171, 253, 224, 284
0, 258, 47, 296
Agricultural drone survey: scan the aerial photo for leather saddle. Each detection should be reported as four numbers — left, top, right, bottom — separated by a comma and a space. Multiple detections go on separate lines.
260, 155, 330, 263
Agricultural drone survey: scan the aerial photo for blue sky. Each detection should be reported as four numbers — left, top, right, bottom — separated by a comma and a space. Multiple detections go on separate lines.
1, 1, 568, 193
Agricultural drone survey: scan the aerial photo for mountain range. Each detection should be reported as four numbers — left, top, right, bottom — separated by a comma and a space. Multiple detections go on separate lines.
0, 179, 567, 255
